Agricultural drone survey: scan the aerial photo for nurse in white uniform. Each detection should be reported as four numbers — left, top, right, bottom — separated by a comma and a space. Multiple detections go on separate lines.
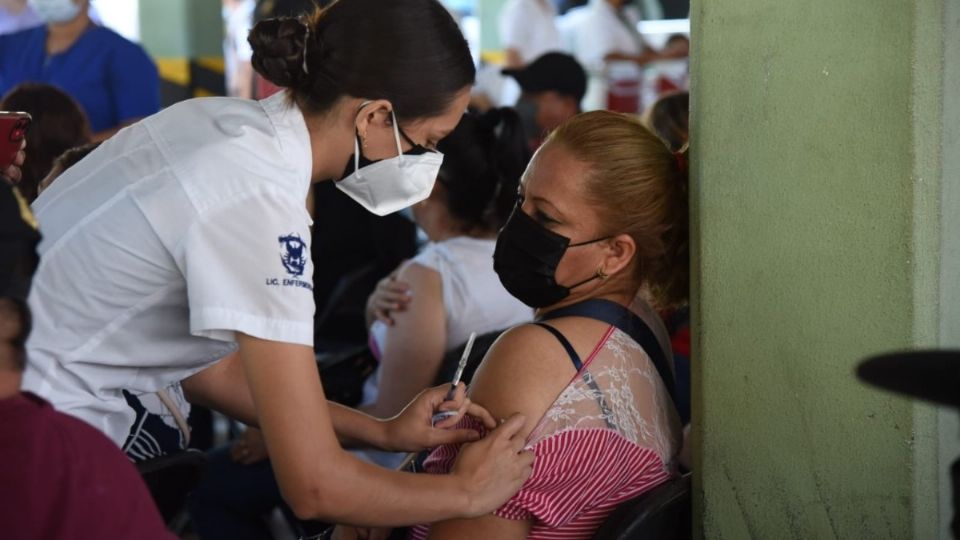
24, 0, 532, 527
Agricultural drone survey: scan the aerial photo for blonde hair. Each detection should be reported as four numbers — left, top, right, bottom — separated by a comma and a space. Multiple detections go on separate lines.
545, 110, 689, 308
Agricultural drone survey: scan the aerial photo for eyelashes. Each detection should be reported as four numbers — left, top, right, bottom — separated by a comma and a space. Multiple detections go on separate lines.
534, 209, 558, 225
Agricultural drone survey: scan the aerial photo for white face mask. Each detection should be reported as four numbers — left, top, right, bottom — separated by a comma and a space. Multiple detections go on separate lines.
29, 0, 81, 24
336, 110, 444, 217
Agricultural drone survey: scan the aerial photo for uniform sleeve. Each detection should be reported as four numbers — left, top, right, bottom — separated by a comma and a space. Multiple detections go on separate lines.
181, 191, 315, 347
107, 40, 161, 126
494, 431, 670, 527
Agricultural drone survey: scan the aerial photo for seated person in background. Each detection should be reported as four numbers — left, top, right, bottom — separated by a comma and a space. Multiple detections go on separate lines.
501, 52, 587, 151
356, 107, 535, 468
0, 82, 90, 202
643, 90, 689, 153
411, 111, 687, 539
0, 0, 42, 35
0, 182, 172, 539
0, 0, 160, 140
36, 141, 100, 195
642, 90, 691, 428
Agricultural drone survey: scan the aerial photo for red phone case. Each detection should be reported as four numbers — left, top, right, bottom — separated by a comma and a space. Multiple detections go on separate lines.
0, 112, 32, 169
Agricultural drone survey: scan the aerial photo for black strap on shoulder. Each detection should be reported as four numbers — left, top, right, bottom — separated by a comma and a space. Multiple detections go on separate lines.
533, 322, 583, 371
537, 299, 677, 406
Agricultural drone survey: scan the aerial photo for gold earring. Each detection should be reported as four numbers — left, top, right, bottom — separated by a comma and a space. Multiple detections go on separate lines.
596, 268, 609, 280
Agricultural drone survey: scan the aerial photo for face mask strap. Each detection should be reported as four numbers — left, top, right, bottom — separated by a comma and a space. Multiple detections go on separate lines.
564, 272, 603, 292
569, 235, 613, 248
352, 100, 376, 174
389, 110, 404, 163
352, 134, 361, 174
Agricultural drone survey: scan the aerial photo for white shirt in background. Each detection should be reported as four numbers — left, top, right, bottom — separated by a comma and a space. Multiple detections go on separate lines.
563, 0, 645, 73
499, 0, 561, 65
223, 0, 255, 97
24, 92, 316, 445
358, 236, 533, 468
491, 0, 563, 106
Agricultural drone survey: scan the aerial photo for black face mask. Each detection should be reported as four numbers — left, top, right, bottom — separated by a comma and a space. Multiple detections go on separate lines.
493, 201, 609, 308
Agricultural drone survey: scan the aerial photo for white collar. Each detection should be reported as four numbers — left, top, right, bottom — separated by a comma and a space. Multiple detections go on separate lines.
260, 91, 313, 196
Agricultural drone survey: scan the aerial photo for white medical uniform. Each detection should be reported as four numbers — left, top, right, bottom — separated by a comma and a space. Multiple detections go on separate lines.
24, 92, 316, 447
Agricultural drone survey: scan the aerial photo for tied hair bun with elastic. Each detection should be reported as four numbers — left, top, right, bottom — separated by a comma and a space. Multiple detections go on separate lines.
248, 17, 311, 89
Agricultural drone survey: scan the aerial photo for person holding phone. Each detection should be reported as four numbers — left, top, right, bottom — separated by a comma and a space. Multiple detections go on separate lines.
0, 112, 27, 185
24, 0, 532, 528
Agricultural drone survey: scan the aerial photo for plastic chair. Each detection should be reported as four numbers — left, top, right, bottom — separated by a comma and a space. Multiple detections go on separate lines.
592, 473, 692, 540
136, 449, 208, 527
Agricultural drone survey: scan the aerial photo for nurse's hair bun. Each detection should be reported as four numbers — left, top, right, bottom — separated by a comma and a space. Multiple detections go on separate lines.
248, 17, 310, 89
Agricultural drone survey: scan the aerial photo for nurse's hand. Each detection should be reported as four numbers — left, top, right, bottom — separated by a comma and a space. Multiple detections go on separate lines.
1, 141, 25, 186
450, 414, 534, 517
381, 382, 496, 452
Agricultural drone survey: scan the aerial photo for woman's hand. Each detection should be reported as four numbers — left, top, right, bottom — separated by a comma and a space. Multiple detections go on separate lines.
366, 266, 412, 327
230, 427, 270, 465
451, 414, 534, 518
1, 141, 25, 186
381, 383, 496, 452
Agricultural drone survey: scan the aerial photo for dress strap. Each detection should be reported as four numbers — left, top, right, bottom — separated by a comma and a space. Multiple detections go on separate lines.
538, 298, 678, 407
533, 322, 583, 371
532, 321, 615, 428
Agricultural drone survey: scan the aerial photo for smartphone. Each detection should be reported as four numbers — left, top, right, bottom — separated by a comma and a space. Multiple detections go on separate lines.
0, 112, 31, 169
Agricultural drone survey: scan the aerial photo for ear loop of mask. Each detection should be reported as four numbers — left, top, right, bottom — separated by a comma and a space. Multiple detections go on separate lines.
353, 102, 404, 177
561, 236, 613, 290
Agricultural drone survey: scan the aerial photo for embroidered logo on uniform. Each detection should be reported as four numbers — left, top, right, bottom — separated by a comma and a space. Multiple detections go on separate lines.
278, 233, 307, 277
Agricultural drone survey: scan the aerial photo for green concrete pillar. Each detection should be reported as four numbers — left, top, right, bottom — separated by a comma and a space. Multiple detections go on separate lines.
690, 0, 959, 538
476, 0, 508, 63
138, 0, 225, 104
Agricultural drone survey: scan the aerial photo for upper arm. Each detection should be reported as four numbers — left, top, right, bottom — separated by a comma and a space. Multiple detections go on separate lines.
467, 324, 575, 436
424, 326, 575, 536
109, 41, 160, 123
181, 192, 315, 347
371, 262, 446, 417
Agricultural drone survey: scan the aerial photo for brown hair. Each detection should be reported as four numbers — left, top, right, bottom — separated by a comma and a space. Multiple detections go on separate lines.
37, 142, 103, 196
248, 0, 475, 122
0, 84, 91, 202
644, 91, 689, 153
545, 110, 689, 308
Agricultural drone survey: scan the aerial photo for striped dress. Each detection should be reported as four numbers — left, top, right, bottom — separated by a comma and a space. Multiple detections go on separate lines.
411, 324, 682, 539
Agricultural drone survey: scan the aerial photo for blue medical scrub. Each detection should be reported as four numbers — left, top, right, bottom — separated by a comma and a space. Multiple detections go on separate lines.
0, 25, 160, 133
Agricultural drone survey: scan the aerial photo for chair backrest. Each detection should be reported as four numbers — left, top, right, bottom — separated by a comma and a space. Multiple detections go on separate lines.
136, 449, 208, 525
432, 328, 507, 387
592, 473, 692, 540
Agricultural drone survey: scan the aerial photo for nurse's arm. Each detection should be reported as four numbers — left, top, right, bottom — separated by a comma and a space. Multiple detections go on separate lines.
236, 333, 534, 525
183, 350, 425, 449
182, 351, 259, 426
